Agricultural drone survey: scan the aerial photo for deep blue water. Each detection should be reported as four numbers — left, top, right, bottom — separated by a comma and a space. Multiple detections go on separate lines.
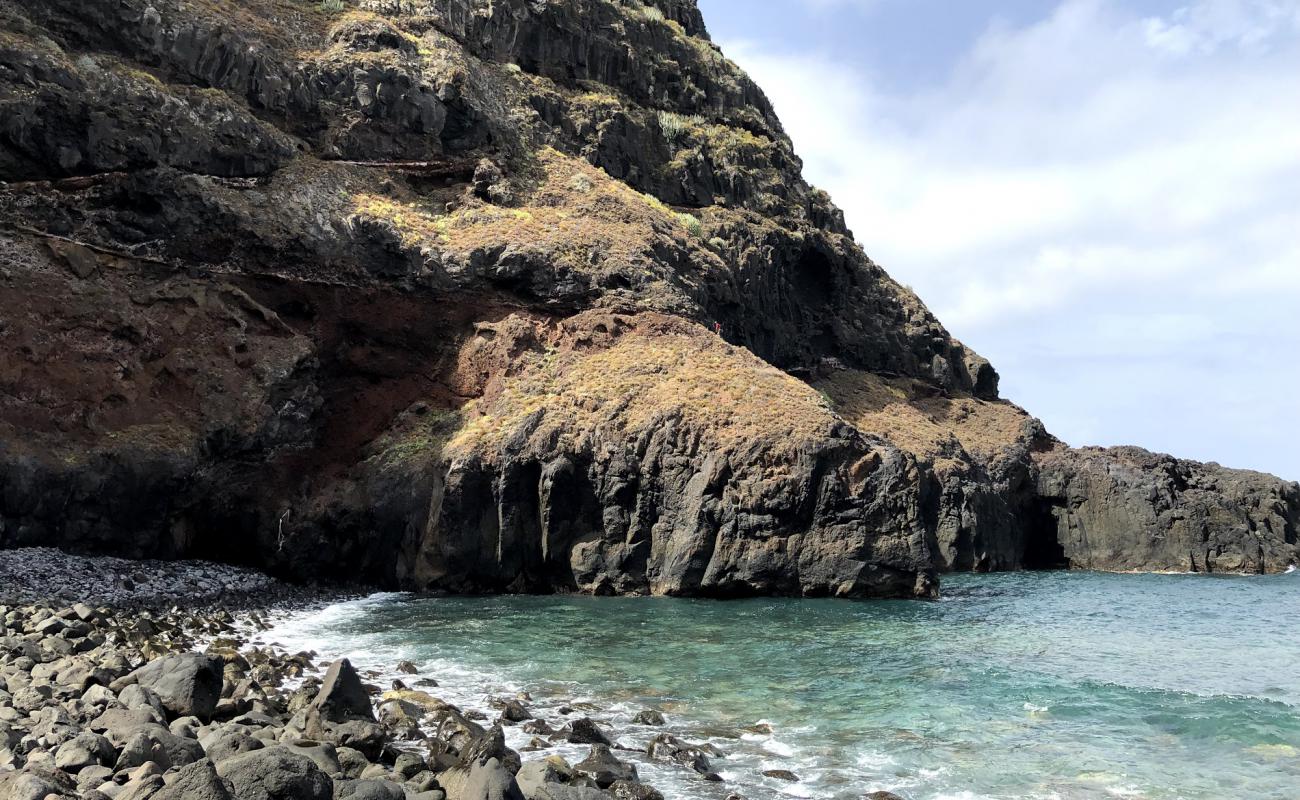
264, 571, 1300, 800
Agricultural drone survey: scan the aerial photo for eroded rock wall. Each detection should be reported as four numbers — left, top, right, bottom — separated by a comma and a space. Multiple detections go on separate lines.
405, 311, 937, 597
1, 0, 1295, 593
1033, 446, 1300, 573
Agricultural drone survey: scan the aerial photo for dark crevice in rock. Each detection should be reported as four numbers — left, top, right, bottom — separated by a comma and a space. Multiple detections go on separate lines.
1021, 497, 1070, 570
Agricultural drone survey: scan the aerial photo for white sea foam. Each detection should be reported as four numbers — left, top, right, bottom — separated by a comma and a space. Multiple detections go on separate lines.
1098, 782, 1153, 798
261, 595, 794, 798
761, 738, 796, 757
855, 749, 898, 769
256, 578, 1300, 800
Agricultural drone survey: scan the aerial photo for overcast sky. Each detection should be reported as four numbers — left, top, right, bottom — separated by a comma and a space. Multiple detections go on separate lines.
698, 0, 1300, 480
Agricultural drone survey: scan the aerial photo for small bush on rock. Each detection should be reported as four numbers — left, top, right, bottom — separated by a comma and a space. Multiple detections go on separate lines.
657, 110, 703, 142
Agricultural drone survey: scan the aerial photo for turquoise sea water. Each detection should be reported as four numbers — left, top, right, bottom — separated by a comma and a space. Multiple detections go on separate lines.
264, 571, 1300, 800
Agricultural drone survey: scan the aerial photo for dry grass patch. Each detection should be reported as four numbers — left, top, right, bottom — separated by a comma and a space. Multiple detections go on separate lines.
819, 370, 1031, 468
448, 314, 839, 460
350, 148, 708, 272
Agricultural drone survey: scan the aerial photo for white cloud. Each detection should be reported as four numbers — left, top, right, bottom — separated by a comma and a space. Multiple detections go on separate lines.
722, 0, 1300, 478
1143, 0, 1300, 54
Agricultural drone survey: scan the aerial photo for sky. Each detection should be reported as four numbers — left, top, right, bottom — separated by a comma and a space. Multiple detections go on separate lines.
697, 0, 1300, 480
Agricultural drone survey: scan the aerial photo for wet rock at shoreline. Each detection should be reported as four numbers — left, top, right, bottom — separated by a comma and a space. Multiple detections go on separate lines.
574, 745, 638, 789
311, 659, 375, 723
646, 733, 720, 777
631, 711, 665, 727
0, 547, 841, 800
565, 718, 613, 746
5, 549, 692, 800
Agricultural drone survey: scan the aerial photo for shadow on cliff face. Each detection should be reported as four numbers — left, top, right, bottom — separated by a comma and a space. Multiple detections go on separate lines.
0, 232, 534, 585
1021, 498, 1071, 570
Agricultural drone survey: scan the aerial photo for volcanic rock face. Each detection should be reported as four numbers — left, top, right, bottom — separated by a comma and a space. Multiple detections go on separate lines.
0, 0, 1296, 593
409, 310, 934, 597
1033, 446, 1300, 574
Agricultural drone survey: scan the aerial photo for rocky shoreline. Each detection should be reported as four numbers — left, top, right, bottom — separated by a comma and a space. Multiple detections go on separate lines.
0, 549, 905, 800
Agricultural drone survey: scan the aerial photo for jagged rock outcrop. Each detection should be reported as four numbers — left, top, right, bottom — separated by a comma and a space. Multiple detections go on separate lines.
1033, 445, 1300, 573
0, 0, 1295, 593
406, 310, 935, 597
822, 371, 1300, 573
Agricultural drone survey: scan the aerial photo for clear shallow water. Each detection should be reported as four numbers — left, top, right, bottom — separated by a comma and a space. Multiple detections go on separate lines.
262, 571, 1300, 800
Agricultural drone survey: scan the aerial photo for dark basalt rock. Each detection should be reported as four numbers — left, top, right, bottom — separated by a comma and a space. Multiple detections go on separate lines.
439, 755, 525, 800
610, 783, 664, 800
0, 0, 1294, 596
646, 733, 717, 776
312, 659, 376, 724
631, 710, 664, 727
335, 778, 407, 800
573, 745, 638, 789
116, 653, 223, 721
214, 747, 333, 800
153, 759, 234, 800
1033, 445, 1300, 573
564, 718, 612, 747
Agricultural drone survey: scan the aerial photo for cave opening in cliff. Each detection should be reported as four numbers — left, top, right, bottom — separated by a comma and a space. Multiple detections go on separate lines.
792, 247, 834, 306
1023, 498, 1071, 570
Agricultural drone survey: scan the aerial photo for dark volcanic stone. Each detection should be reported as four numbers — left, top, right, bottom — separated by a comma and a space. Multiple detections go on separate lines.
215, 747, 333, 800
121, 653, 223, 720
153, 760, 234, 800
311, 659, 375, 723
1033, 445, 1300, 573
574, 745, 638, 789
565, 718, 612, 746
631, 710, 665, 726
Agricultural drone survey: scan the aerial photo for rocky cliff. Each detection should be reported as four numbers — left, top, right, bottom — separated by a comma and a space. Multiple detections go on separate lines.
1, 0, 1296, 596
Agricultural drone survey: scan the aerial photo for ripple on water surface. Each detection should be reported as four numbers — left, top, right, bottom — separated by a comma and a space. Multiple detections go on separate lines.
262, 571, 1300, 800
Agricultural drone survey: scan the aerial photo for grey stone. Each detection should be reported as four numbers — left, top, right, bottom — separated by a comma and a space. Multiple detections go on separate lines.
153, 759, 234, 800
538, 786, 613, 800
93, 707, 166, 737
310, 659, 374, 723
120, 654, 223, 721
284, 739, 341, 776
439, 756, 524, 800
116, 774, 166, 800
200, 727, 264, 763
608, 783, 661, 800
215, 746, 333, 800
630, 711, 664, 726
0, 768, 70, 800
333, 745, 371, 779
335, 778, 406, 800
573, 746, 637, 789
54, 731, 116, 772
114, 724, 204, 771
1033, 445, 1300, 573
564, 718, 611, 747
120, 685, 166, 716
515, 759, 574, 800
